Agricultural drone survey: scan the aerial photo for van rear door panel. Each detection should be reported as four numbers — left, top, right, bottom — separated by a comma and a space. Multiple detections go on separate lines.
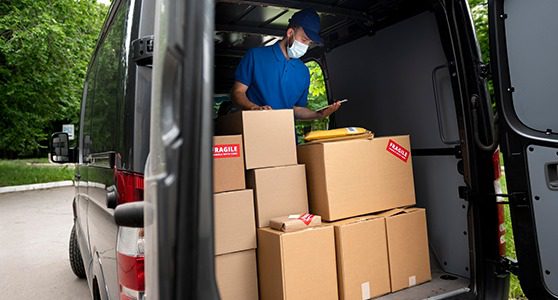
490, 0, 558, 298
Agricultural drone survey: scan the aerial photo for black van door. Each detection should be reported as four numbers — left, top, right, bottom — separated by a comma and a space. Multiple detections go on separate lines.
490, 0, 558, 298
144, 0, 219, 299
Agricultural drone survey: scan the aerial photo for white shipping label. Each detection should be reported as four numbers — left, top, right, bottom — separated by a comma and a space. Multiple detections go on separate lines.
361, 281, 371, 300
288, 214, 300, 219
409, 275, 417, 287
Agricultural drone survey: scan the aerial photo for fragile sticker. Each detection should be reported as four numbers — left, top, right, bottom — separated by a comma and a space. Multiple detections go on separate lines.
386, 139, 410, 162
298, 213, 315, 225
213, 144, 240, 158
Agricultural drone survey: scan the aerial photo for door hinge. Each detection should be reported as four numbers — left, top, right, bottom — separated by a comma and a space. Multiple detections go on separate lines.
494, 257, 519, 277
479, 63, 491, 80
491, 192, 528, 206
132, 35, 154, 67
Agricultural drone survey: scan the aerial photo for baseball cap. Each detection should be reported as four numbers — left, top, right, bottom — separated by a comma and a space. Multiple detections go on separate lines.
289, 8, 322, 44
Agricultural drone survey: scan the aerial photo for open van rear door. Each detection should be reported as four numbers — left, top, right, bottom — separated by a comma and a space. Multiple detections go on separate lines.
144, 0, 219, 299
490, 0, 558, 298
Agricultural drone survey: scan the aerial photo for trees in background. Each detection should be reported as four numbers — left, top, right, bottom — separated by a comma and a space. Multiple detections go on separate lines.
0, 0, 106, 157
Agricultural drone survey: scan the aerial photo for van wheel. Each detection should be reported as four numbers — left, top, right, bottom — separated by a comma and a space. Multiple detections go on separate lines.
69, 224, 86, 279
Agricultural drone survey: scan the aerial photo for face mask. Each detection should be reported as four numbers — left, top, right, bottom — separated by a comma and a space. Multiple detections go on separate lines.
287, 36, 309, 59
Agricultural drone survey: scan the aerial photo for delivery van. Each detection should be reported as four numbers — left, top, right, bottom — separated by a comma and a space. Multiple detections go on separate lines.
50, 0, 558, 299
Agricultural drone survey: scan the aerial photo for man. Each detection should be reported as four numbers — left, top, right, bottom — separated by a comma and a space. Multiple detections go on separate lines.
231, 8, 343, 120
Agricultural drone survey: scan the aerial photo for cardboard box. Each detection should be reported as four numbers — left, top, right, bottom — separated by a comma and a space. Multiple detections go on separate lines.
257, 226, 338, 300
382, 208, 431, 292
297, 135, 416, 221
247, 165, 309, 228
214, 190, 257, 255
269, 213, 322, 232
216, 250, 259, 300
331, 215, 390, 299
213, 135, 245, 193
216, 110, 297, 170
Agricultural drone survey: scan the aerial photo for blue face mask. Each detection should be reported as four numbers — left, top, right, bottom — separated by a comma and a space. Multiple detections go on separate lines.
287, 37, 309, 59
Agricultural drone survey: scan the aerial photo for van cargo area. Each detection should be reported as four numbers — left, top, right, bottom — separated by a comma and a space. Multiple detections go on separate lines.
213, 1, 481, 299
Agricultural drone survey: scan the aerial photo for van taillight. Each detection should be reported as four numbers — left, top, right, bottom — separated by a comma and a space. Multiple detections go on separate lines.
117, 227, 145, 300
115, 170, 145, 300
115, 170, 144, 204
493, 148, 507, 256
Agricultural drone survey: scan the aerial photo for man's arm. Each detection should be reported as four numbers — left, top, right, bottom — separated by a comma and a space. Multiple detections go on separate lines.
293, 101, 342, 120
231, 81, 271, 110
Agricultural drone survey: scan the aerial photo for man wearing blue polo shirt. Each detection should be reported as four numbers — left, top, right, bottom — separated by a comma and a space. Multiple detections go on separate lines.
231, 8, 343, 120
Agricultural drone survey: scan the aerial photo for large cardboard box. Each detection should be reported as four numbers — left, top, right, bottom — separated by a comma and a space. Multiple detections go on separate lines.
331, 215, 390, 299
216, 250, 259, 300
382, 208, 431, 292
214, 190, 257, 255
213, 135, 245, 193
216, 110, 297, 170
257, 226, 338, 300
297, 135, 416, 221
247, 165, 309, 228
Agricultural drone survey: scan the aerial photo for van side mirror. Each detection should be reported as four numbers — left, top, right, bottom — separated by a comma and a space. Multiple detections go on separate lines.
50, 132, 72, 163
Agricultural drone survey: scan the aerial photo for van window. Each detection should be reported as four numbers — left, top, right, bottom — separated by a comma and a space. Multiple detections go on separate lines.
84, 1, 130, 156
295, 60, 328, 143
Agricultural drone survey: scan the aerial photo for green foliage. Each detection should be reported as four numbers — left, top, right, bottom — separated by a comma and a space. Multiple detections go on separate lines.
468, 0, 494, 98
469, 0, 489, 63
295, 60, 329, 143
0, 158, 74, 186
0, 0, 107, 157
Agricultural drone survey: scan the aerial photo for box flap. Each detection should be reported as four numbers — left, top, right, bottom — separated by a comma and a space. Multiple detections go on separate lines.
330, 214, 384, 227
376, 206, 417, 218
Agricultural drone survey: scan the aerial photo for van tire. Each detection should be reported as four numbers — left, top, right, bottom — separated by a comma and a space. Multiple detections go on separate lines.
69, 224, 86, 279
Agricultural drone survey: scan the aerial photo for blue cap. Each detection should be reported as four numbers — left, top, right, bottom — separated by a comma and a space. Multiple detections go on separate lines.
289, 8, 322, 44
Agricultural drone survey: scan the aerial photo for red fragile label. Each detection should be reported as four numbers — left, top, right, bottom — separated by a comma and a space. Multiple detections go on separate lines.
213, 144, 240, 158
298, 213, 315, 225
386, 139, 410, 162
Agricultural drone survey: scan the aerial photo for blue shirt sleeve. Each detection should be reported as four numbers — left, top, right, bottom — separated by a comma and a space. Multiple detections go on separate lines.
294, 70, 310, 107
235, 49, 254, 86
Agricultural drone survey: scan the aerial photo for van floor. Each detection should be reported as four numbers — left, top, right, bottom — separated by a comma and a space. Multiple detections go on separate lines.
377, 256, 470, 300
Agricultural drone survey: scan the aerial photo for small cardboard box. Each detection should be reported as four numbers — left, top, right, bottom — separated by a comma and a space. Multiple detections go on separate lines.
257, 226, 338, 300
269, 213, 322, 232
216, 110, 297, 170
381, 207, 431, 292
214, 190, 256, 255
297, 135, 416, 221
216, 250, 259, 300
331, 215, 390, 299
247, 165, 309, 228
213, 135, 245, 193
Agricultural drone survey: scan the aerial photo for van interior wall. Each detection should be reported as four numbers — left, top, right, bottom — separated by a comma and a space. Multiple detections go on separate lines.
325, 11, 470, 278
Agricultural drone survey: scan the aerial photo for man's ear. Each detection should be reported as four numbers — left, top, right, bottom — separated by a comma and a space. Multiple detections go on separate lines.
286, 27, 294, 38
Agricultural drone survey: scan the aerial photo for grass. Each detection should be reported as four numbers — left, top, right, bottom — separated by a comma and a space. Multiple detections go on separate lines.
500, 165, 527, 299
0, 158, 74, 187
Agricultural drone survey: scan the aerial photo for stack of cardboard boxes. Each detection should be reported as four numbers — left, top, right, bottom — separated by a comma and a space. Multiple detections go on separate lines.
215, 109, 431, 299
213, 135, 258, 300
299, 135, 432, 298
216, 110, 339, 299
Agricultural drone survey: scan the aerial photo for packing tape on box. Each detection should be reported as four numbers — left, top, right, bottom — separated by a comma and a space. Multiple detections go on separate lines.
408, 275, 417, 287
361, 281, 371, 300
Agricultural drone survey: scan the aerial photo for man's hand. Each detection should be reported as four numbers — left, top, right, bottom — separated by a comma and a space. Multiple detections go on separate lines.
317, 100, 343, 118
250, 105, 273, 110
294, 100, 343, 120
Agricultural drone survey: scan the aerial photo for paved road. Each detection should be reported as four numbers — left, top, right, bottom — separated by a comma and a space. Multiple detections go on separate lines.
0, 187, 90, 299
